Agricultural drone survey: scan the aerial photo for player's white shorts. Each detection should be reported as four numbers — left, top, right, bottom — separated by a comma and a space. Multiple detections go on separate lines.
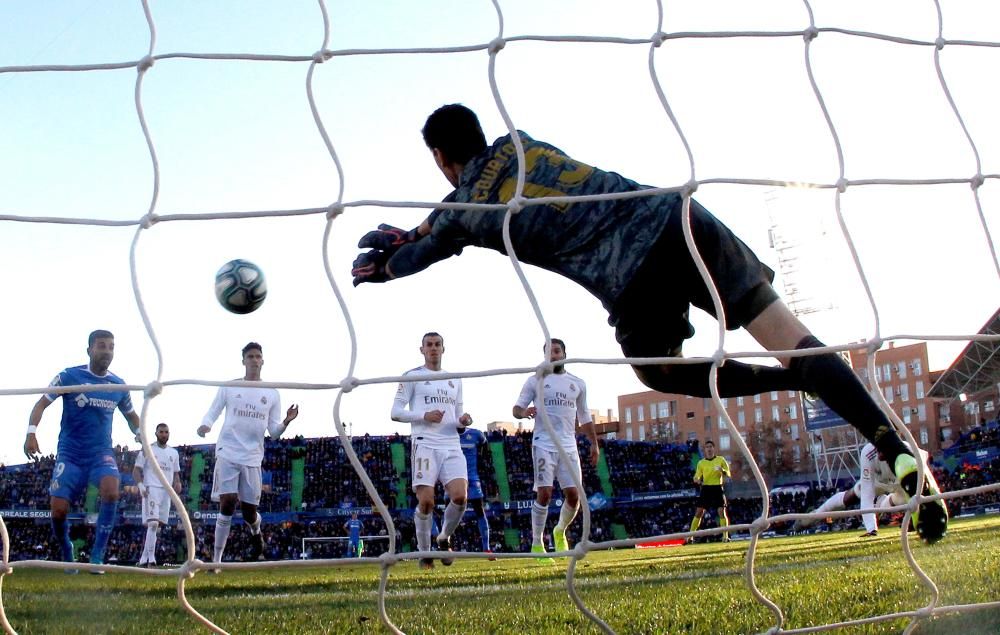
142, 486, 173, 524
411, 443, 467, 491
211, 457, 262, 505
532, 445, 583, 492
851, 479, 896, 499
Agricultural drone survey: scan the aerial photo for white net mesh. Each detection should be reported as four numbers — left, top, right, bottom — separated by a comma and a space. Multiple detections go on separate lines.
1, 1, 999, 633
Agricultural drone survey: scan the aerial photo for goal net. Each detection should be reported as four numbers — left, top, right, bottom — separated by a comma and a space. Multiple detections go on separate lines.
1, 1, 998, 634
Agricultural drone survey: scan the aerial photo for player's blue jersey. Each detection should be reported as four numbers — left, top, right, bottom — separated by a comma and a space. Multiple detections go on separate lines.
347, 519, 362, 542
459, 427, 487, 480
46, 365, 134, 462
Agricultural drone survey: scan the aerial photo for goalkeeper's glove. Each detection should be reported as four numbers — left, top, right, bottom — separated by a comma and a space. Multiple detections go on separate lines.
357, 224, 418, 253
352, 249, 391, 286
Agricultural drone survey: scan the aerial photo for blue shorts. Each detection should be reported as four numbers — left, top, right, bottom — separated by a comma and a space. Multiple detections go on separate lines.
467, 479, 484, 500
49, 452, 120, 501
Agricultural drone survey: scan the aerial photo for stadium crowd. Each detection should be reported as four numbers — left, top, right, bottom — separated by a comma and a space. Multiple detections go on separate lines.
2, 423, 997, 563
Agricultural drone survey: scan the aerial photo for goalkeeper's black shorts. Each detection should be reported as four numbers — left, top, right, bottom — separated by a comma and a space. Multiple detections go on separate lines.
611, 196, 778, 358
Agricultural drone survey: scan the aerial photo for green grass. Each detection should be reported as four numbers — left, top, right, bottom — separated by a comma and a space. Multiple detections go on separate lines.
3, 516, 999, 634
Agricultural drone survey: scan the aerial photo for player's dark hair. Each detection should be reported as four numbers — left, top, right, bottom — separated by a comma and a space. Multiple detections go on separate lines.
422, 104, 487, 165
422, 332, 443, 345
88, 329, 114, 347
155, 423, 169, 431
242, 342, 263, 357
704, 440, 715, 447
547, 338, 566, 354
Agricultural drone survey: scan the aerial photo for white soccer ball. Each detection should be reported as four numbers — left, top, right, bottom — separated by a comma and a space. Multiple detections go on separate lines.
214, 259, 267, 314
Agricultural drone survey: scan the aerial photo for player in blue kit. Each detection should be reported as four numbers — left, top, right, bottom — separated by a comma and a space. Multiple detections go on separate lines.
24, 330, 141, 571
344, 511, 363, 558
353, 103, 948, 544
458, 425, 494, 558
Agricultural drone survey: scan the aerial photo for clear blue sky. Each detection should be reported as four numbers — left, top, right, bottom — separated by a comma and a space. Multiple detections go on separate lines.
1, 0, 998, 464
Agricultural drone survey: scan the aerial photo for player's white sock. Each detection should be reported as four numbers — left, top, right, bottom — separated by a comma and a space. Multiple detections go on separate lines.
439, 501, 467, 540
877, 492, 904, 510
214, 514, 232, 563
861, 511, 878, 534
817, 491, 847, 515
414, 509, 432, 553
248, 513, 261, 536
531, 502, 548, 547
142, 522, 159, 564
554, 501, 579, 532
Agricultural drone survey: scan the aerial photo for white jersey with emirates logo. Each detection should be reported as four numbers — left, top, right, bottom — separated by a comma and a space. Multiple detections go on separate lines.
392, 366, 463, 450
515, 371, 591, 452
201, 384, 286, 466
135, 443, 180, 489
858, 443, 897, 497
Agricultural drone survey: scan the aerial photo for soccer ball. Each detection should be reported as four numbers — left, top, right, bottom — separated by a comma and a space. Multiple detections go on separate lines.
214, 259, 267, 314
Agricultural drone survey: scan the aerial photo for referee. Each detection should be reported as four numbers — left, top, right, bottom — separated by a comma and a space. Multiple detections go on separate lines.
687, 440, 731, 543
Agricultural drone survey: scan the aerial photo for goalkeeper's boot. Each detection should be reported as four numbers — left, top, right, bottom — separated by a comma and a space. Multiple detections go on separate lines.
436, 535, 454, 566
249, 532, 265, 561
531, 544, 554, 564
894, 453, 948, 544
552, 527, 570, 553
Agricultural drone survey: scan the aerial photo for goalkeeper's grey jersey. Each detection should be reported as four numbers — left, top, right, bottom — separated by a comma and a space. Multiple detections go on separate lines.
427, 132, 675, 312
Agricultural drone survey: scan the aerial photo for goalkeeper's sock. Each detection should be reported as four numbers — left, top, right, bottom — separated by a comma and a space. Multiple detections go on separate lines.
554, 501, 579, 532
90, 500, 118, 564
531, 502, 548, 547
689, 516, 702, 533
213, 514, 232, 563
477, 516, 491, 552
414, 509, 432, 553
789, 336, 910, 464
440, 501, 466, 540
51, 517, 74, 563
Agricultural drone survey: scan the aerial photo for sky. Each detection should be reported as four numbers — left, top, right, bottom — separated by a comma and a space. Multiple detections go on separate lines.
0, 0, 998, 465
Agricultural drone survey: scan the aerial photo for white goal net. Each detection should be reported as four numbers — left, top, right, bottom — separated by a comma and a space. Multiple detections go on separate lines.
1, 1, 998, 634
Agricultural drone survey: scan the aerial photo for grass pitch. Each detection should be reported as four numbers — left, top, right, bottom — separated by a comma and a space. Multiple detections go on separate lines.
3, 516, 999, 634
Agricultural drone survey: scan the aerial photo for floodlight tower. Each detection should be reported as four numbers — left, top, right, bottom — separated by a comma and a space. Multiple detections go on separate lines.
764, 189, 861, 488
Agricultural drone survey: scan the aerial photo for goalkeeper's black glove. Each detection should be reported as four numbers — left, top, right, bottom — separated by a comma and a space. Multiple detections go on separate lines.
357, 224, 418, 253
352, 249, 391, 286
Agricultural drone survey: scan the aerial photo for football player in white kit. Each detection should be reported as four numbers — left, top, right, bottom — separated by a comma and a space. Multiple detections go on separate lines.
796, 443, 938, 536
133, 423, 181, 567
198, 342, 299, 567
392, 332, 473, 570
512, 339, 599, 561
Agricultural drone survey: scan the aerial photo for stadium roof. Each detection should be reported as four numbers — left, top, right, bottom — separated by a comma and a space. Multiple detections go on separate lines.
928, 306, 1000, 402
